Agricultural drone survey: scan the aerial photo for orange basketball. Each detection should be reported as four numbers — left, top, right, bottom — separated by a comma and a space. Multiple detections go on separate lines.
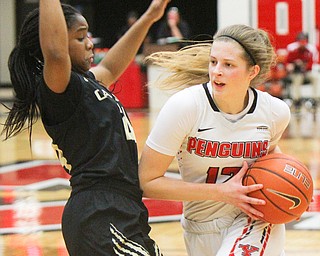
243, 153, 314, 224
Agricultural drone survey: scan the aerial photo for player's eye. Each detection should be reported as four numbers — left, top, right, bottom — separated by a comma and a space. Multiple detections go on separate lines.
211, 60, 217, 65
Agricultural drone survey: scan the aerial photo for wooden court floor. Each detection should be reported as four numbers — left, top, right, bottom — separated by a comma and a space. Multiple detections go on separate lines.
0, 104, 320, 256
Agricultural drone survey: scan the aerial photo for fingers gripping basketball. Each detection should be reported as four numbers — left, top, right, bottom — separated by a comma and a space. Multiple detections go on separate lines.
242, 153, 314, 224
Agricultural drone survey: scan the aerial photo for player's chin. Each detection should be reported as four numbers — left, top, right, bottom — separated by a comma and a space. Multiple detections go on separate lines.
80, 64, 91, 73
85, 62, 92, 70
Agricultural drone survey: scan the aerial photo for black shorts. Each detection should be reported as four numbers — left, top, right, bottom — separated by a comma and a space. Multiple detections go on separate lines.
62, 189, 162, 256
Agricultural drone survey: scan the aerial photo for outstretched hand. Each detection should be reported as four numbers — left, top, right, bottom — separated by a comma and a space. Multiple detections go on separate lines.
145, 0, 171, 23
220, 161, 266, 220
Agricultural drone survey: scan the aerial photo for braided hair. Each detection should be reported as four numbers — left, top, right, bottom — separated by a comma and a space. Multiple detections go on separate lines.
1, 4, 80, 141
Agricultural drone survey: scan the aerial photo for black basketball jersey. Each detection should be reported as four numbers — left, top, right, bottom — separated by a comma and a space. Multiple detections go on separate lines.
37, 71, 140, 195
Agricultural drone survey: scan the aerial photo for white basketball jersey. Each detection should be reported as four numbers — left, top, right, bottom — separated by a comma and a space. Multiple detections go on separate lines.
146, 83, 291, 222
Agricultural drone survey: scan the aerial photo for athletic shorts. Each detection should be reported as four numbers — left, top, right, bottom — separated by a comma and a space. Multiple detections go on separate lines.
181, 209, 285, 256
62, 188, 162, 256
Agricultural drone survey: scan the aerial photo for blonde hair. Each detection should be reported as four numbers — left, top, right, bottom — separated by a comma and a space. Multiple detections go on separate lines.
145, 24, 276, 90
145, 42, 211, 90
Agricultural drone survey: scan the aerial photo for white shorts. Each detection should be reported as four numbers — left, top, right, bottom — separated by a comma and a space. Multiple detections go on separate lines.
181, 210, 285, 256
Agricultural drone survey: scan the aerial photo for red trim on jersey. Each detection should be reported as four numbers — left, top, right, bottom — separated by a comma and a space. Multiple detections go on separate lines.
229, 217, 273, 256
229, 217, 253, 255
260, 224, 273, 256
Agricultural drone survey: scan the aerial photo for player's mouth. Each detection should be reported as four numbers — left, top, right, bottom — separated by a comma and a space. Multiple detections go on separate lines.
88, 54, 94, 64
213, 80, 225, 87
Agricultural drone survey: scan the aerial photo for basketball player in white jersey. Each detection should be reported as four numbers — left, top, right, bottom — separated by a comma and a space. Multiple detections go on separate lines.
139, 24, 290, 255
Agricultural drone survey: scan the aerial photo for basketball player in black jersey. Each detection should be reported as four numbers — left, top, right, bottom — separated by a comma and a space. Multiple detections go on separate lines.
1, 0, 170, 255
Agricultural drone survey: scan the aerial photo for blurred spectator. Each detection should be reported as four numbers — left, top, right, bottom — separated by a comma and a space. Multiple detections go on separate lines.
286, 32, 318, 102
116, 11, 151, 58
155, 7, 191, 45
117, 11, 139, 39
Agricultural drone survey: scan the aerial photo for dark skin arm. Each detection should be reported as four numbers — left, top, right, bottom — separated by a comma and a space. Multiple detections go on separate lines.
39, 0, 71, 93
91, 0, 171, 87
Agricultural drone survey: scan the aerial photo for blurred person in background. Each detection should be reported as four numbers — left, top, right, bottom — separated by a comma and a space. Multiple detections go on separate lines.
155, 7, 191, 45
286, 32, 318, 103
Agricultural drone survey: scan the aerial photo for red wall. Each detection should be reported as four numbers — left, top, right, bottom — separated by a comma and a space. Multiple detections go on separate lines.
316, 0, 320, 29
316, 0, 320, 52
258, 0, 302, 49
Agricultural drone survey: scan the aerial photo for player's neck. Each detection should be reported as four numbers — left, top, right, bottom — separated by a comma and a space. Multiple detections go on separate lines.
214, 90, 249, 115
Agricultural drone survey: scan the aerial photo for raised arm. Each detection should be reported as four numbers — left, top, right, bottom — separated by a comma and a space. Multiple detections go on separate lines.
39, 0, 71, 93
90, 0, 170, 87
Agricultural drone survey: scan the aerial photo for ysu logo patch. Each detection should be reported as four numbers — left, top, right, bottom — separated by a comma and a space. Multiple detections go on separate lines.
238, 244, 259, 255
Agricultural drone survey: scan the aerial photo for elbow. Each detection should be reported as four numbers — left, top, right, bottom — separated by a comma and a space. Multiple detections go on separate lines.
138, 171, 161, 198
139, 176, 151, 197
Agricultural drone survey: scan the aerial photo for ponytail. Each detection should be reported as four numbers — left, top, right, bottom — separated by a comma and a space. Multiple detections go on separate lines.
1, 8, 41, 141
145, 42, 212, 91
2, 46, 39, 140
1, 3, 80, 141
